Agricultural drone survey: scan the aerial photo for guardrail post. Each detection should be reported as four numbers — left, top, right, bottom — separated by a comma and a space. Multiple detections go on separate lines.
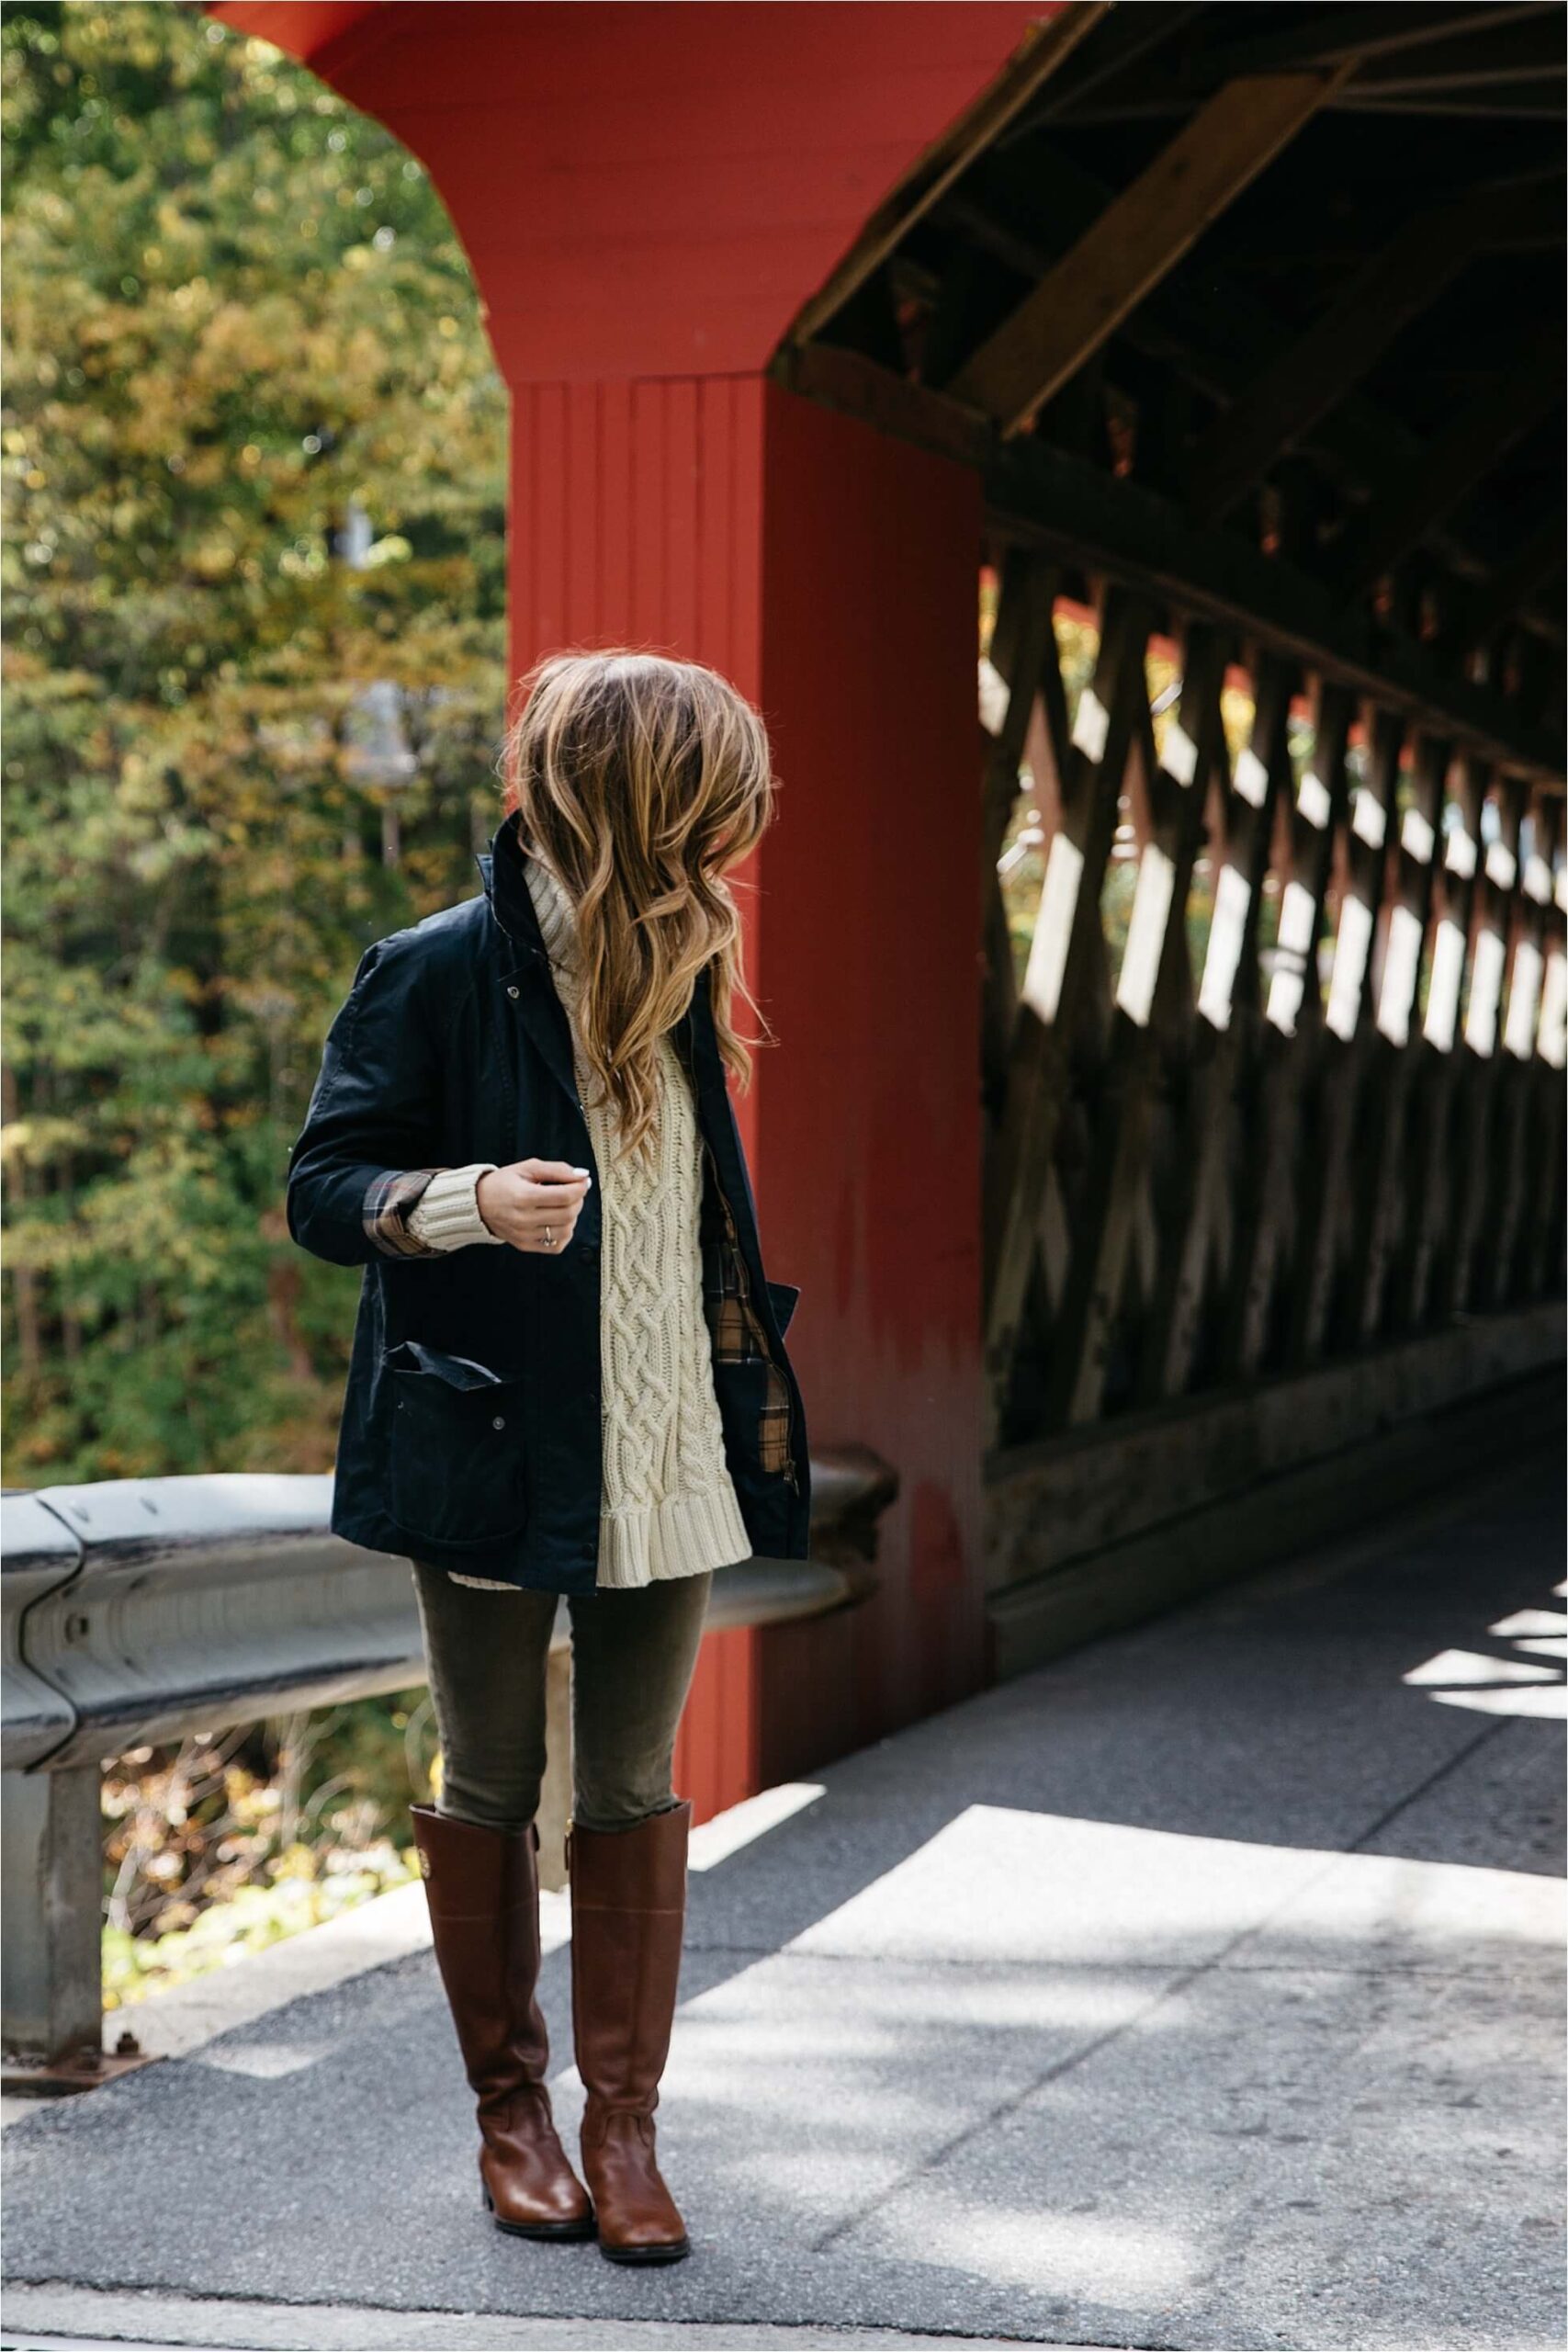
536, 1642, 573, 1893
2, 1762, 103, 2070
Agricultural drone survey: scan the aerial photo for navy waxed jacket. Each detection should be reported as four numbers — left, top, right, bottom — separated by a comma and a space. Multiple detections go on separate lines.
285, 809, 811, 1595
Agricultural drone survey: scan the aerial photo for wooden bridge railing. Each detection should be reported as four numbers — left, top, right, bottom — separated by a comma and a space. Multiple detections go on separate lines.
980, 547, 1566, 1455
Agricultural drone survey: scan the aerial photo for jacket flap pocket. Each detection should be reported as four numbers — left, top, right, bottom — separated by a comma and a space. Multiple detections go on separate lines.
384, 1340, 517, 1391
766, 1281, 800, 1339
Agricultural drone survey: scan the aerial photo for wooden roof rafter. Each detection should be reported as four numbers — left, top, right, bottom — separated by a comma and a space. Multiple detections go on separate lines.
929, 141, 1560, 627
1054, 0, 1564, 116
776, 0, 1564, 788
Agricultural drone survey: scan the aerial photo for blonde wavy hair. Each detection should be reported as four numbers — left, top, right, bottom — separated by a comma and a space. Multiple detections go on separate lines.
500, 650, 777, 1163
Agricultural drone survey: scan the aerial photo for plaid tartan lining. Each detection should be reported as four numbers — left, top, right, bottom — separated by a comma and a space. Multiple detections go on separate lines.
362, 1168, 445, 1258
699, 1144, 794, 1477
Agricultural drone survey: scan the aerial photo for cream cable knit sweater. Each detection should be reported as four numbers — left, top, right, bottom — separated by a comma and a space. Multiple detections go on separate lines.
404, 856, 752, 1594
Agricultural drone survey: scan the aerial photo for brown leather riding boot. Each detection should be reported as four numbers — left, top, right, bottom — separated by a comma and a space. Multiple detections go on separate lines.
569, 1800, 694, 2265
411, 1804, 594, 2240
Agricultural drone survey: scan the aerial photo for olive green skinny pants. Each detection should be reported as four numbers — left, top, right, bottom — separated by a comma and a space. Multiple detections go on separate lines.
410, 1561, 713, 1834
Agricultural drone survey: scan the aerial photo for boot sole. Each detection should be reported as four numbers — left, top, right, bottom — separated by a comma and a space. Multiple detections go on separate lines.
481, 2187, 596, 2242
598, 2236, 690, 2266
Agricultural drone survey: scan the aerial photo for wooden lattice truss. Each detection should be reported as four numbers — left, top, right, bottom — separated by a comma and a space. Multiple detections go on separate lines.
979, 552, 1564, 1449
772, 0, 1566, 1450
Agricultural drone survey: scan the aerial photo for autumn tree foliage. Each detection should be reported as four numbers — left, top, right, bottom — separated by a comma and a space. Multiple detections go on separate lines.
3, 1, 509, 1479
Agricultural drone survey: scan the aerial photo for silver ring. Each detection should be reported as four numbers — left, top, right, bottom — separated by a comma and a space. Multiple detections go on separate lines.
543, 1226, 555, 1250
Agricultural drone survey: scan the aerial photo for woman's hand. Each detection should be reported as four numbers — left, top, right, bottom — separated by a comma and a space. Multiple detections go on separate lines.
476, 1159, 592, 1253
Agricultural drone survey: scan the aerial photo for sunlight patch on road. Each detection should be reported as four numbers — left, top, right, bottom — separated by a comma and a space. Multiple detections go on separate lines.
689, 1781, 825, 1871
1403, 1647, 1558, 1686
1401, 1597, 1566, 1720
874, 2203, 1197, 2301
1430, 1685, 1568, 1719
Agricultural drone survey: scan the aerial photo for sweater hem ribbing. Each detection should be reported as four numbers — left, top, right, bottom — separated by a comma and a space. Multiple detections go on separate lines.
447, 1478, 751, 1594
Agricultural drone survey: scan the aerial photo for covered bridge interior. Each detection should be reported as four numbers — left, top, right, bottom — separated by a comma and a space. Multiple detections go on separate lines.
212, 0, 1566, 1814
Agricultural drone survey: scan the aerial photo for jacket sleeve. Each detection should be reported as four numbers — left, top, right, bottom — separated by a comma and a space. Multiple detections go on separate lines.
285, 932, 452, 1268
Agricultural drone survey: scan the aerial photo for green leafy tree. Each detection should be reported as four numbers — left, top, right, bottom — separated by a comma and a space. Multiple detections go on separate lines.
3, 0, 509, 1480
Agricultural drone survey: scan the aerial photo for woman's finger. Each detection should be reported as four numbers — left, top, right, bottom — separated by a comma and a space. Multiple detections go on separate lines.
525, 1220, 577, 1250
517, 1194, 581, 1227
521, 1204, 581, 1243
516, 1179, 590, 1211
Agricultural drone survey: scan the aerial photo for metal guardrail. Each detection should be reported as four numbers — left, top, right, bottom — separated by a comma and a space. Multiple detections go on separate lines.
1, 1448, 894, 2084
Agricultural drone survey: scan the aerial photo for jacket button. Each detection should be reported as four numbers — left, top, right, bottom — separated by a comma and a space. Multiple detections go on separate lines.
491, 1414, 506, 1430
506, 985, 520, 1000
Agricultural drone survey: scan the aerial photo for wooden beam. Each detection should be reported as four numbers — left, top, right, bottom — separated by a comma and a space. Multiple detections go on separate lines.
998, 2, 1206, 144
1283, 707, 1413, 1365
1348, 731, 1455, 1339
776, 337, 1567, 781
1194, 661, 1297, 1034
1389, 754, 1491, 1326
1264, 681, 1355, 1040
1335, 88, 1567, 118
1149, 658, 1298, 1396
1331, 345, 1565, 594
1473, 789, 1557, 1299
1220, 685, 1355, 1371
987, 433, 1565, 781
1198, 3, 1558, 80
1186, 206, 1471, 520
1462, 519, 1565, 650
782, 1, 1111, 350
980, 551, 1060, 1122
939, 140, 1563, 631
1185, 186, 1559, 521
948, 69, 1348, 437
1046, 630, 1233, 1425
1444, 775, 1531, 1310
1514, 796, 1568, 1291
1045, 6, 1564, 119
1344, 13, 1568, 94
984, 589, 1153, 1443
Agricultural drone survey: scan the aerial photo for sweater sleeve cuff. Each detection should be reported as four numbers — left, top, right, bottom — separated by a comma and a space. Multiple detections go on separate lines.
403, 1163, 503, 1250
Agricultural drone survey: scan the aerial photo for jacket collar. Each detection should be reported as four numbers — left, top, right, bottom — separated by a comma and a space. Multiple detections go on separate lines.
476, 807, 547, 965
475, 809, 580, 1103
474, 810, 715, 1096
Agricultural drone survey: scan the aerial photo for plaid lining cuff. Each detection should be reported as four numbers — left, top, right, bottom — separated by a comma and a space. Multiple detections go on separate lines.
699, 1144, 793, 1476
362, 1168, 446, 1258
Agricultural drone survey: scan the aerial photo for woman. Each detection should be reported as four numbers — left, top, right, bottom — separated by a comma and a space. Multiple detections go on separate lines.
285, 651, 811, 2266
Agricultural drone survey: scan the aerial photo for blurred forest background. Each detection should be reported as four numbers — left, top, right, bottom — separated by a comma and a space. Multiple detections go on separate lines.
2, 0, 508, 1997
4, 0, 507, 1487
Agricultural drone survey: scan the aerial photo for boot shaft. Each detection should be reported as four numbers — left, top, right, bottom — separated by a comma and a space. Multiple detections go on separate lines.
411, 1803, 549, 2098
569, 1801, 691, 2114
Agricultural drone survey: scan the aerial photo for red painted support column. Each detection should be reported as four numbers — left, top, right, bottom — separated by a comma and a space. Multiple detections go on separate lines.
512, 377, 985, 1812
750, 390, 987, 1790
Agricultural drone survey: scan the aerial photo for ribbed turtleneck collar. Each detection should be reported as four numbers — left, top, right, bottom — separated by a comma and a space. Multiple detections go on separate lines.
522, 851, 581, 986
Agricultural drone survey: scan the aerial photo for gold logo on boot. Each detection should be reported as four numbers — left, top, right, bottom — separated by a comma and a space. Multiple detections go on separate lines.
417, 1849, 431, 1879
